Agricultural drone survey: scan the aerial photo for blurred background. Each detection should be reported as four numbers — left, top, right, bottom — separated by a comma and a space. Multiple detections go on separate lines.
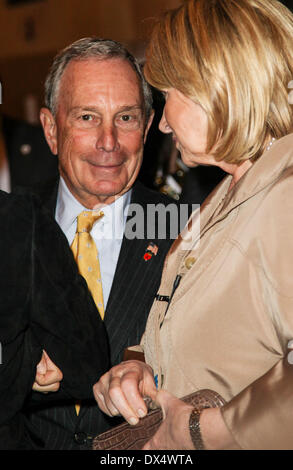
0, 0, 291, 198
0, 0, 181, 123
0, 0, 186, 195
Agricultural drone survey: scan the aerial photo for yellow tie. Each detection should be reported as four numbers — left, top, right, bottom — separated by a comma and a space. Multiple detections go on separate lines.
71, 210, 105, 319
71, 210, 104, 416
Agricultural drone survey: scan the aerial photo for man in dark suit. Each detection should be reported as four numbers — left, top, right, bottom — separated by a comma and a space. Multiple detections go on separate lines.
26, 38, 184, 449
0, 114, 58, 192
0, 190, 109, 450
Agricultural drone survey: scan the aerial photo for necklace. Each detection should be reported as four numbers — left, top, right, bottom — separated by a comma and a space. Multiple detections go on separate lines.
266, 137, 276, 152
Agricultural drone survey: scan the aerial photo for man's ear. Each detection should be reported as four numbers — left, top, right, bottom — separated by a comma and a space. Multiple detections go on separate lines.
39, 107, 58, 155
143, 109, 155, 144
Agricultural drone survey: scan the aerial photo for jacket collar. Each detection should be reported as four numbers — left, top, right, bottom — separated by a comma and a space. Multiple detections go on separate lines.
202, 133, 293, 233
176, 133, 293, 265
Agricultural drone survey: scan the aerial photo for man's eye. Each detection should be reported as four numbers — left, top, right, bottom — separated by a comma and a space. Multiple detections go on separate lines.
116, 112, 141, 129
81, 114, 93, 121
121, 115, 132, 122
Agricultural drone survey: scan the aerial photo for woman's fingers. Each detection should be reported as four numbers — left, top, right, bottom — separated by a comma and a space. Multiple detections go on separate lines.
93, 360, 157, 424
93, 365, 145, 423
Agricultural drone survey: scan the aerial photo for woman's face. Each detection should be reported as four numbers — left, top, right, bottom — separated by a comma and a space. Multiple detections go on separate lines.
159, 88, 216, 167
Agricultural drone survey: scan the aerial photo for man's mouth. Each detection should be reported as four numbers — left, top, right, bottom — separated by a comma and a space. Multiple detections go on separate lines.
85, 159, 124, 169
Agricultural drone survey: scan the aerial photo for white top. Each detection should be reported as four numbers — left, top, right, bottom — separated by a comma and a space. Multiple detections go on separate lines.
55, 177, 131, 308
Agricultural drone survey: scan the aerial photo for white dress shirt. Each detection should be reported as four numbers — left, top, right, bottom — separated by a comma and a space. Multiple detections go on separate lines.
55, 177, 132, 308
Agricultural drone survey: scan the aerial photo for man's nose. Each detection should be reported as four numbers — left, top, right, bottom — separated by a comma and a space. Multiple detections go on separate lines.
96, 123, 118, 152
159, 110, 172, 134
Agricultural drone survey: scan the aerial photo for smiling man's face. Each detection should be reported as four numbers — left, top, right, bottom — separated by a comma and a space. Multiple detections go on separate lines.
41, 57, 153, 208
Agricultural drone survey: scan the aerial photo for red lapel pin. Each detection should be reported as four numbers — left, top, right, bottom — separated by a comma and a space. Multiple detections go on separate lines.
143, 242, 159, 261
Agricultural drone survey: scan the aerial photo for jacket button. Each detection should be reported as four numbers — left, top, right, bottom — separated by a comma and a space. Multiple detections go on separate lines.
185, 257, 196, 269
73, 432, 88, 445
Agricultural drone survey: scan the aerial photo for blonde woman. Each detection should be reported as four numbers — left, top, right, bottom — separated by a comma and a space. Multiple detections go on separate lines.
94, 0, 293, 449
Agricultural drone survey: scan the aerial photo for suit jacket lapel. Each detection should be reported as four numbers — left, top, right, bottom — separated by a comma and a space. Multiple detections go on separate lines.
104, 182, 175, 365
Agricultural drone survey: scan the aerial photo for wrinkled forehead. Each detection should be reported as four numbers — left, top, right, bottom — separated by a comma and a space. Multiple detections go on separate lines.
57, 57, 144, 111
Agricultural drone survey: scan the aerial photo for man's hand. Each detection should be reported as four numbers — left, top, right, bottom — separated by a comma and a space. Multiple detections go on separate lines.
32, 350, 63, 393
93, 360, 157, 425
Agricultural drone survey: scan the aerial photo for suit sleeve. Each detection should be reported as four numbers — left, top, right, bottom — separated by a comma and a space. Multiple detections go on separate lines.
30, 200, 110, 400
0, 195, 42, 430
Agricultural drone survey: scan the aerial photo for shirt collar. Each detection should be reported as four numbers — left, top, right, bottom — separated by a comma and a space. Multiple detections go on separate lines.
55, 177, 132, 235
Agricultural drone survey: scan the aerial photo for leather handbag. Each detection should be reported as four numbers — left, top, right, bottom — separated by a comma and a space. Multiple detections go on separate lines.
92, 389, 226, 450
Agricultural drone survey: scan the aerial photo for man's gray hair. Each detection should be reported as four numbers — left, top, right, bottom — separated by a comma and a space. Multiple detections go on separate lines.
44, 37, 153, 121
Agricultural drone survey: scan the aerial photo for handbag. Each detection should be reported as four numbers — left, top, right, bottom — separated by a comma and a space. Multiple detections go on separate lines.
92, 389, 226, 450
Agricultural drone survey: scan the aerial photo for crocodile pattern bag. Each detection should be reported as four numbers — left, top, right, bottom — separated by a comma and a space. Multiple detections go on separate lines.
92, 389, 226, 450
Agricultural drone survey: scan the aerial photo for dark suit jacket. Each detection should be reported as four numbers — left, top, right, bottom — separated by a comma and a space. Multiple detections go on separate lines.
2, 115, 58, 190
25, 179, 180, 449
0, 191, 109, 450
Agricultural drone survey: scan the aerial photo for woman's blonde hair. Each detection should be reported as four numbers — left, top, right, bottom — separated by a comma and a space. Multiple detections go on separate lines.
144, 0, 293, 163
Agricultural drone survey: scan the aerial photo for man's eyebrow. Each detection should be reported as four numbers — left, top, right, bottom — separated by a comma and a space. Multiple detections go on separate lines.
69, 105, 143, 114
116, 105, 143, 112
69, 106, 100, 114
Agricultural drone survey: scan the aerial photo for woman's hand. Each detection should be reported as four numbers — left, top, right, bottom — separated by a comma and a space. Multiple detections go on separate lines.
32, 350, 63, 393
93, 360, 157, 425
143, 390, 239, 450
143, 390, 195, 450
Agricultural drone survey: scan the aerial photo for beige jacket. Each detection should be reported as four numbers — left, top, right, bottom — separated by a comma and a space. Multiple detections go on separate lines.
142, 134, 293, 449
